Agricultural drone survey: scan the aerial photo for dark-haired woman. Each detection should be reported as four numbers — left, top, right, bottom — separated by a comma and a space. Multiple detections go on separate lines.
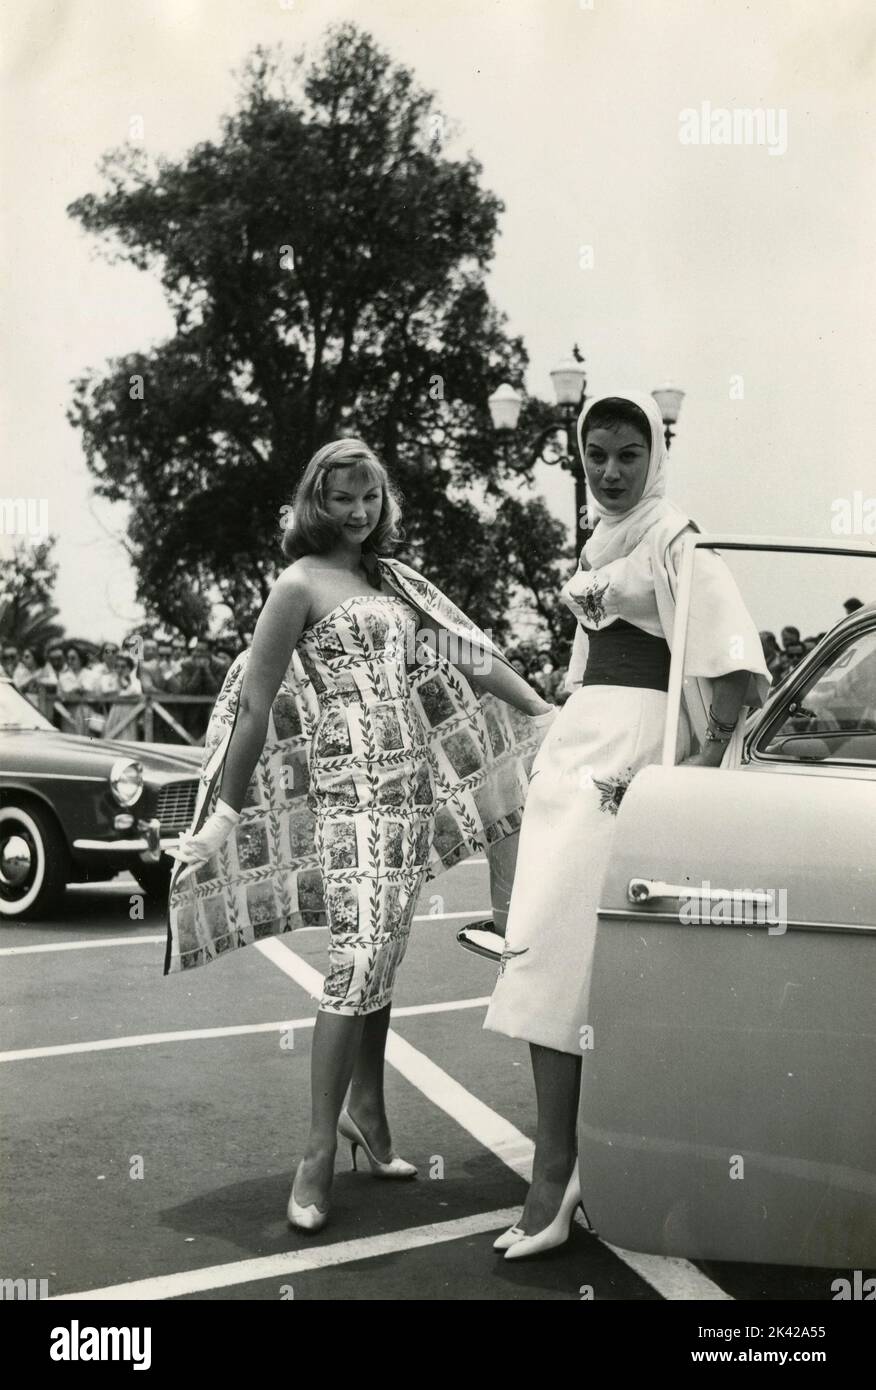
485, 391, 771, 1260
165, 438, 553, 1232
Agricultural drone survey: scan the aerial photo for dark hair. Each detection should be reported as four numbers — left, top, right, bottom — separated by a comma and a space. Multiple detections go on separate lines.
281, 438, 403, 563
581, 398, 652, 451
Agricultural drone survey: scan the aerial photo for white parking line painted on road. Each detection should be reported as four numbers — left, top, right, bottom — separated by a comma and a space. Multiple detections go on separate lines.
0, 997, 492, 1063
256, 937, 733, 1303
0, 935, 166, 956
0, 911, 491, 957
600, 1246, 733, 1301
52, 1206, 524, 1300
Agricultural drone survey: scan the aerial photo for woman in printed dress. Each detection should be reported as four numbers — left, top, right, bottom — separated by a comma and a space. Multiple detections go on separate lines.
166, 439, 553, 1231
484, 392, 771, 1260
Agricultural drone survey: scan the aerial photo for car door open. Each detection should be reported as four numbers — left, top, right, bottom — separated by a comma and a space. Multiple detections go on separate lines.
580, 536, 876, 1268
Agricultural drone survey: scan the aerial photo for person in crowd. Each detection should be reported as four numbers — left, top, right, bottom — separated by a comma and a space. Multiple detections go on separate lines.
165, 436, 553, 1234
484, 392, 770, 1261
779, 625, 806, 672
157, 640, 182, 692
36, 647, 66, 724
90, 642, 120, 688
759, 630, 785, 678
103, 652, 143, 740
843, 597, 864, 617
137, 637, 164, 694
171, 637, 187, 668
81, 641, 121, 737
533, 650, 559, 702
57, 644, 90, 734
210, 641, 235, 685
12, 648, 42, 705
177, 637, 223, 740
1, 644, 19, 679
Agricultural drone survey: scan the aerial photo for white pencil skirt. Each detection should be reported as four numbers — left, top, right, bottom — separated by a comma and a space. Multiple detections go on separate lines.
483, 683, 688, 1055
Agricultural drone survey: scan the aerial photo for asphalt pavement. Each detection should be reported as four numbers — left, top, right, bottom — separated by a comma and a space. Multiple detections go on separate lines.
0, 861, 840, 1301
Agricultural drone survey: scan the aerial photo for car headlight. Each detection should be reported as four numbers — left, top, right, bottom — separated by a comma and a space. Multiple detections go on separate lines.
110, 758, 144, 807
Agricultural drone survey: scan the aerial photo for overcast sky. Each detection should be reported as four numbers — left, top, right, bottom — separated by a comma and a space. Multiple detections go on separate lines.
2, 0, 875, 645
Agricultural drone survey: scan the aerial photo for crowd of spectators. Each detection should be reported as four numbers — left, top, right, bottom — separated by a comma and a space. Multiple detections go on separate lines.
759, 600, 864, 686
505, 643, 572, 705
3, 597, 866, 744
0, 632, 243, 742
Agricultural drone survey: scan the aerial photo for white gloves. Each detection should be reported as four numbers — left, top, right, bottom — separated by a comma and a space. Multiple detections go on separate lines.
168, 798, 240, 871
528, 705, 559, 729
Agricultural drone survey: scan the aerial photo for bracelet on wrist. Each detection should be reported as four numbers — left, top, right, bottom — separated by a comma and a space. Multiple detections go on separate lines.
708, 705, 737, 734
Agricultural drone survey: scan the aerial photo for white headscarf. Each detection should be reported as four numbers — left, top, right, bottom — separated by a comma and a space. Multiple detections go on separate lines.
576, 390, 683, 569
567, 390, 772, 756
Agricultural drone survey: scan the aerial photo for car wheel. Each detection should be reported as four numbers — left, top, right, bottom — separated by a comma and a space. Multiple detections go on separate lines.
131, 860, 172, 904
0, 801, 69, 920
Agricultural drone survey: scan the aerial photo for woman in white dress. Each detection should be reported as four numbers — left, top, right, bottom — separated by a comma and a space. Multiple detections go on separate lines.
484, 391, 771, 1259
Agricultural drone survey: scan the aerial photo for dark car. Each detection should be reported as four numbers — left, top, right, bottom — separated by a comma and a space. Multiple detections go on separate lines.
0, 677, 202, 919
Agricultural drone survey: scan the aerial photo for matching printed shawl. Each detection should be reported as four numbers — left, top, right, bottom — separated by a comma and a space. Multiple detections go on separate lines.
164, 557, 547, 974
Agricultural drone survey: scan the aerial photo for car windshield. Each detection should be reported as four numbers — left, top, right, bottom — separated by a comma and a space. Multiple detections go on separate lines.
762, 626, 876, 756
0, 680, 55, 731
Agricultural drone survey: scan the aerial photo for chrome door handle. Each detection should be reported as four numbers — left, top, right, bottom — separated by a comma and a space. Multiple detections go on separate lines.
627, 878, 776, 908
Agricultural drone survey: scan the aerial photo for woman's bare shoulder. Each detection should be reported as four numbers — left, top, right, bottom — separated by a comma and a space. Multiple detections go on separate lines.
271, 560, 312, 606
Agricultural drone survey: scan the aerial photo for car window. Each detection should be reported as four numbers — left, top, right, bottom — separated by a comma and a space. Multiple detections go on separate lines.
662, 542, 875, 767
0, 680, 55, 731
759, 626, 876, 763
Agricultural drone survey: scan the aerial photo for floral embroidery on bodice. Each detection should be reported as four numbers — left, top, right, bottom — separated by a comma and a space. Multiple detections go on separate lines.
560, 539, 663, 637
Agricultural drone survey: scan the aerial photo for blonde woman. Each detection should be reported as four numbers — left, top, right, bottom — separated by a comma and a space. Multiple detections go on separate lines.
165, 439, 553, 1232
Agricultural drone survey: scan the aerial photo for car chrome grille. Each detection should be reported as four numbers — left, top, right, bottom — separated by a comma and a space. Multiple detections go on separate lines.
155, 780, 198, 833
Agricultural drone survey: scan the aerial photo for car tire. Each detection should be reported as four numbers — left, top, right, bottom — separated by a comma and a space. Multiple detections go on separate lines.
131, 860, 172, 905
0, 801, 69, 920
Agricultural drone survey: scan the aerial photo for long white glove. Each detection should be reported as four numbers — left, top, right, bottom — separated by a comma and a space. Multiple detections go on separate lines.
528, 705, 559, 730
168, 798, 240, 871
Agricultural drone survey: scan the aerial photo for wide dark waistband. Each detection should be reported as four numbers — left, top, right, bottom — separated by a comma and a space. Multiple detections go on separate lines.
580, 618, 671, 692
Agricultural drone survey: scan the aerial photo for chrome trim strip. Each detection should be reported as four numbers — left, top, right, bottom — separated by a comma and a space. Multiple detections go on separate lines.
597, 908, 876, 935
72, 837, 181, 852
1, 772, 104, 782
689, 534, 876, 557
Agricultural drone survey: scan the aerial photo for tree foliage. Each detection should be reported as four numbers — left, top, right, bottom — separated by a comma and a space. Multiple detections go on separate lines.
68, 23, 569, 647
0, 538, 65, 655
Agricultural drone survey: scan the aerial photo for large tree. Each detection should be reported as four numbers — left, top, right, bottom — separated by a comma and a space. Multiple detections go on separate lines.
68, 23, 571, 647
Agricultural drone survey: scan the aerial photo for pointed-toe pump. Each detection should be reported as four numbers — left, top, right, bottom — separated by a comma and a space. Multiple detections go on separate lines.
287, 1163, 330, 1232
504, 1167, 583, 1261
493, 1223, 526, 1252
338, 1111, 418, 1179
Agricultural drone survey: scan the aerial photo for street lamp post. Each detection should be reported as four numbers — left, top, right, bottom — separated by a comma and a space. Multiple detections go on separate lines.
651, 384, 686, 452
488, 347, 589, 533
488, 355, 684, 539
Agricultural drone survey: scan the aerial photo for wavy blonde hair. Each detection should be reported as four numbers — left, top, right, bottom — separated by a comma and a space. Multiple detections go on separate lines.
281, 438, 403, 562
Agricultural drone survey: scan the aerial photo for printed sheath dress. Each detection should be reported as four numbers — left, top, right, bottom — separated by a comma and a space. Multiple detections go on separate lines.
296, 592, 436, 1014
164, 560, 549, 1015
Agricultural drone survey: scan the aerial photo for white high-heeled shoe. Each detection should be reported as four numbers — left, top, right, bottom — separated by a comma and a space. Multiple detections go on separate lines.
287, 1162, 330, 1232
338, 1110, 418, 1179
493, 1223, 526, 1251
504, 1167, 583, 1261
